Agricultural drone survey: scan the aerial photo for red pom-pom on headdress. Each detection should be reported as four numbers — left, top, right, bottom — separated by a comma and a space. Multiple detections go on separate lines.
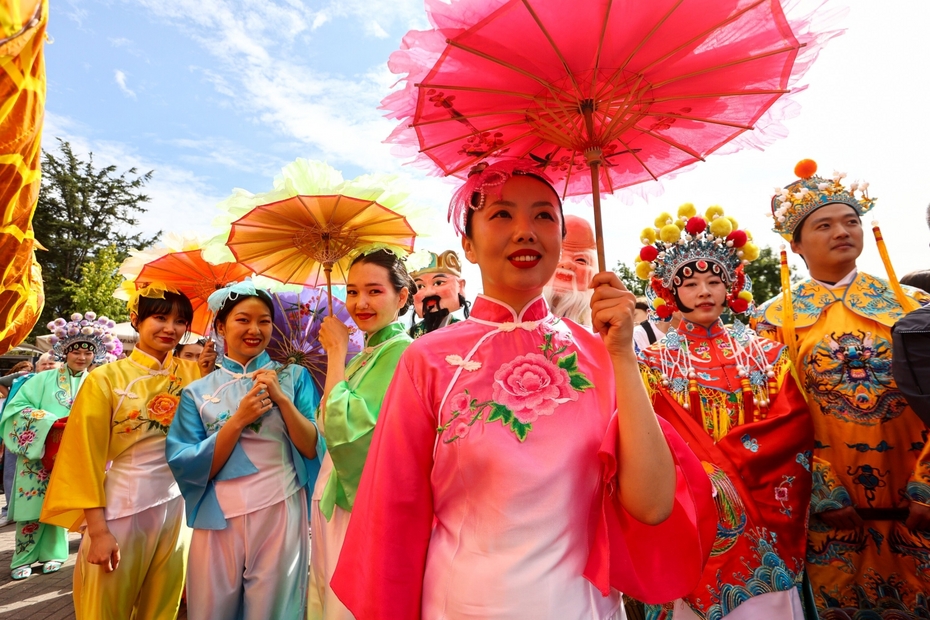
794, 159, 818, 179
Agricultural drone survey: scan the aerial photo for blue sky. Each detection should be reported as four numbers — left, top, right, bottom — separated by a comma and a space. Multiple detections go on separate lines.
43, 0, 930, 291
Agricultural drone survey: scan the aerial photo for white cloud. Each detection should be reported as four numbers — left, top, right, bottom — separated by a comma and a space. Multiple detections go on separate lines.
42, 112, 226, 242
93, 0, 930, 289
123, 0, 425, 174
114, 70, 136, 98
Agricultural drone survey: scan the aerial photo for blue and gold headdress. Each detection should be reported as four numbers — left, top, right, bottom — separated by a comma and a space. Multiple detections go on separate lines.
770, 159, 875, 241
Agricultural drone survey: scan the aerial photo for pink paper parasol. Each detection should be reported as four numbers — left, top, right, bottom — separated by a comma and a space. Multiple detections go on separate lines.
384, 0, 842, 269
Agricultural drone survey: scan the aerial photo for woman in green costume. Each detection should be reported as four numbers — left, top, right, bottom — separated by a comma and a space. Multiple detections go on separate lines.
308, 248, 416, 620
0, 311, 117, 580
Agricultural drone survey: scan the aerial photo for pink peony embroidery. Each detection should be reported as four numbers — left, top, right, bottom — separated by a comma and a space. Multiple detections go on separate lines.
21, 522, 39, 535
17, 430, 36, 448
492, 353, 577, 424
449, 392, 471, 414
453, 419, 472, 440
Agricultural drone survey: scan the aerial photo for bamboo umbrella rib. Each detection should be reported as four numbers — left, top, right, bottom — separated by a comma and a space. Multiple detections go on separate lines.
415, 82, 539, 101
510, 136, 549, 162
417, 117, 539, 153
617, 135, 658, 181
247, 250, 305, 283
232, 221, 305, 235
649, 89, 788, 104
603, 163, 616, 194
590, 0, 614, 95
294, 195, 321, 225
445, 39, 565, 99
594, 68, 648, 111
650, 45, 799, 90
439, 38, 582, 136
617, 0, 686, 75
637, 110, 753, 130
560, 150, 579, 199
638, 128, 706, 161
444, 126, 547, 176
597, 75, 651, 142
636, 0, 769, 76
327, 194, 343, 226
520, 0, 581, 97
532, 90, 588, 135
413, 108, 533, 126
523, 108, 590, 147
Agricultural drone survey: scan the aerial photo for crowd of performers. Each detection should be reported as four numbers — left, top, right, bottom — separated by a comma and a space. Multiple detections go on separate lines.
0, 158, 928, 620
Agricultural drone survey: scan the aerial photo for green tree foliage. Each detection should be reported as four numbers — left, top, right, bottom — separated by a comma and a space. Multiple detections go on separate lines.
31, 139, 159, 335
744, 245, 800, 306
613, 261, 648, 297
61, 245, 129, 322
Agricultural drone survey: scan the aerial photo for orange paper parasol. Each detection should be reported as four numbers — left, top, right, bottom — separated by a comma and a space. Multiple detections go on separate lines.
219, 160, 424, 313
133, 250, 252, 336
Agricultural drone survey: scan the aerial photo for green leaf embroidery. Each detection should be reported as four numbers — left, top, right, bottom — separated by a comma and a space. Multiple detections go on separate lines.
569, 371, 594, 391
509, 418, 532, 442
557, 351, 579, 373
487, 403, 512, 424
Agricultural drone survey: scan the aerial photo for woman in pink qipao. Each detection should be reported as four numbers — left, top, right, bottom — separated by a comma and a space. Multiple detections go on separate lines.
331, 162, 716, 620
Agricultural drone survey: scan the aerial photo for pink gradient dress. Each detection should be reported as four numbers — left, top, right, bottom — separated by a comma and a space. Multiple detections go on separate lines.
331, 295, 716, 620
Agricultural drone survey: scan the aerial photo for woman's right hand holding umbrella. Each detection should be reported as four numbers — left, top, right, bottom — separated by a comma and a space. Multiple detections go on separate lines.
317, 315, 349, 426
318, 315, 349, 360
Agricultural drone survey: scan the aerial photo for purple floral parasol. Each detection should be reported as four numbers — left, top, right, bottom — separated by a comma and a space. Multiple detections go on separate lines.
267, 287, 362, 391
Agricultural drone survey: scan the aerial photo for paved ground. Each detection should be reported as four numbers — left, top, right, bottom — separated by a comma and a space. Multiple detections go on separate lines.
0, 518, 189, 619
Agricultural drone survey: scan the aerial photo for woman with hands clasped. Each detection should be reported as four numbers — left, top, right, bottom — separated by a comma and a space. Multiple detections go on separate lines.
166, 281, 323, 620
329, 161, 716, 620
308, 248, 415, 620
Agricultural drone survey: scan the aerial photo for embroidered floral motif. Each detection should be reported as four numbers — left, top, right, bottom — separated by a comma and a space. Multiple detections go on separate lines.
16, 429, 36, 448
28, 410, 45, 420
445, 355, 482, 371
113, 371, 184, 434
148, 393, 180, 427
741, 434, 759, 453
439, 331, 593, 443
206, 411, 232, 434
205, 410, 263, 435
775, 475, 796, 516
796, 451, 812, 471
15, 521, 40, 555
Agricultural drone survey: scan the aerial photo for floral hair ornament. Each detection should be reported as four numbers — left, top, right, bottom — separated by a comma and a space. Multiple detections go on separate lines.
47, 311, 118, 364
448, 159, 561, 236
769, 159, 876, 242
635, 203, 760, 318
115, 279, 182, 314
207, 278, 269, 314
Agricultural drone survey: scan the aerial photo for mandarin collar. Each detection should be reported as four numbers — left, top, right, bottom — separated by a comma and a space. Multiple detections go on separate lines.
678, 318, 726, 339
812, 268, 858, 291
365, 322, 407, 348
129, 347, 175, 371
470, 295, 550, 324
221, 350, 273, 375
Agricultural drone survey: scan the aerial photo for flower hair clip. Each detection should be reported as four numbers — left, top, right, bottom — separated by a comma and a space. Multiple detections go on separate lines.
447, 160, 557, 236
